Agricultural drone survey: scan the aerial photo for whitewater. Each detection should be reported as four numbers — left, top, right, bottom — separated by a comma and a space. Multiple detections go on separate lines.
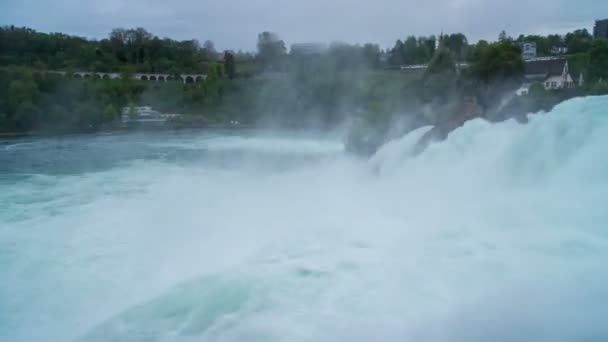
1, 96, 608, 341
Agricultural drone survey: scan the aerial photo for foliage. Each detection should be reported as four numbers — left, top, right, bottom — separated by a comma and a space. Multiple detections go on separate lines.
443, 33, 468, 61
224, 52, 236, 79
1, 24, 605, 139
388, 35, 437, 65
588, 40, 608, 83
470, 41, 524, 83
0, 26, 211, 73
256, 32, 287, 71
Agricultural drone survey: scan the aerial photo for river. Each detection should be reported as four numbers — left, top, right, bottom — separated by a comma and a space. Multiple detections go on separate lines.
1, 96, 608, 341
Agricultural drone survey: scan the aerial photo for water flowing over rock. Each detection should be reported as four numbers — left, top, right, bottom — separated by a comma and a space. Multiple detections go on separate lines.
1, 96, 608, 341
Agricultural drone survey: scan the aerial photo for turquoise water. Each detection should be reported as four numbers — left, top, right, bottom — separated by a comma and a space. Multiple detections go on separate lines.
1, 97, 608, 341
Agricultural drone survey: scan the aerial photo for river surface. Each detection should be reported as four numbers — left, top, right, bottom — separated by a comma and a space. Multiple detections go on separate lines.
2, 97, 608, 341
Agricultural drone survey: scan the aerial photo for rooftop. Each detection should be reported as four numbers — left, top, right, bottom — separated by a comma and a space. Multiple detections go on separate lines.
525, 58, 567, 77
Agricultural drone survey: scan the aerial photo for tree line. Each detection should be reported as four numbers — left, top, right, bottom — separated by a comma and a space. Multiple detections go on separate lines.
1, 25, 608, 136
0, 26, 220, 73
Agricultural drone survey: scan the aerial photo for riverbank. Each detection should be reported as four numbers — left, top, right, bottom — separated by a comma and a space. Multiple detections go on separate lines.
0, 123, 257, 140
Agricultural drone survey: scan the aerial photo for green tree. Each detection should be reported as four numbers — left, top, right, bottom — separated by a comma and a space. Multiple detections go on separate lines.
14, 101, 39, 130
8, 77, 39, 113
403, 36, 418, 64
425, 44, 456, 76
444, 33, 468, 62
471, 41, 524, 83
224, 51, 236, 79
103, 104, 118, 122
362, 43, 381, 69
256, 32, 287, 71
47, 104, 71, 128
498, 30, 510, 42
565, 29, 593, 54
389, 40, 405, 65
588, 40, 608, 83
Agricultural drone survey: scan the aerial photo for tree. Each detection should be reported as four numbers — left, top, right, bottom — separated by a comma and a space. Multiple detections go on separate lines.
14, 101, 39, 130
425, 44, 456, 76
256, 32, 287, 71
470, 40, 489, 61
388, 40, 405, 65
8, 77, 39, 114
203, 40, 215, 53
471, 41, 524, 83
444, 33, 468, 62
103, 104, 118, 122
588, 39, 608, 83
423, 36, 437, 61
566, 29, 593, 55
498, 30, 510, 42
224, 51, 236, 79
362, 43, 381, 69
203, 40, 217, 60
403, 36, 418, 64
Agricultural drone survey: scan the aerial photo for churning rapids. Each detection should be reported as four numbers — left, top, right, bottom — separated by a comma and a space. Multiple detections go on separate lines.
1, 96, 608, 342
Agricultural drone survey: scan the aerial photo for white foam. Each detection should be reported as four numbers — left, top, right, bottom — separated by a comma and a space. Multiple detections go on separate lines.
2, 96, 608, 341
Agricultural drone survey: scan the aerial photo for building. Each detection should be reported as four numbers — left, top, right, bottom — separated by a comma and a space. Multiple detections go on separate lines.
594, 19, 608, 39
290, 43, 328, 56
517, 58, 581, 95
550, 44, 568, 55
521, 42, 537, 60
121, 106, 181, 124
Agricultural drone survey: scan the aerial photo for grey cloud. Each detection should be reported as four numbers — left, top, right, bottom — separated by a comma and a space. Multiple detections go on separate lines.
1, 0, 606, 51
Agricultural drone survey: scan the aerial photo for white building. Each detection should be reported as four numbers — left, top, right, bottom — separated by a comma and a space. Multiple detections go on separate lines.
550, 45, 569, 55
121, 106, 181, 124
517, 58, 584, 96
521, 42, 537, 60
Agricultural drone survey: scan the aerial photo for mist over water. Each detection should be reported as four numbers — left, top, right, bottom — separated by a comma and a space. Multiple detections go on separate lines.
1, 96, 608, 341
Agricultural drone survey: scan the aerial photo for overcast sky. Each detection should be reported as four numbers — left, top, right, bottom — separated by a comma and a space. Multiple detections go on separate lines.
1, 0, 607, 51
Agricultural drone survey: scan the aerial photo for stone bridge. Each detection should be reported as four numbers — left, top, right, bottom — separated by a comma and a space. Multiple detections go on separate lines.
49, 71, 207, 83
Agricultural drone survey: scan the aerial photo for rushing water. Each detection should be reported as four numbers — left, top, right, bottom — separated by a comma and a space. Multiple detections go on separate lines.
1, 96, 608, 342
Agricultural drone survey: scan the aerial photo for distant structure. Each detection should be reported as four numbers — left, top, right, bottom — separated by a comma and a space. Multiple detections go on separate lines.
521, 42, 537, 60
550, 44, 568, 55
594, 19, 608, 39
121, 106, 182, 125
516, 58, 582, 95
290, 43, 328, 56
383, 62, 468, 72
48, 71, 207, 84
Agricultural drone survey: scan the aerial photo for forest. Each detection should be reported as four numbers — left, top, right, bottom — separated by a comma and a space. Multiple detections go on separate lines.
1, 25, 608, 143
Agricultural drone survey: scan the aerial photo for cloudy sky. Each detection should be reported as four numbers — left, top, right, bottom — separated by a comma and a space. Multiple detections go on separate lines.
1, 0, 607, 51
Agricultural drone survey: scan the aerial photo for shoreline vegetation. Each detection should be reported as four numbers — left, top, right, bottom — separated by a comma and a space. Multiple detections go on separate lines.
1, 26, 608, 154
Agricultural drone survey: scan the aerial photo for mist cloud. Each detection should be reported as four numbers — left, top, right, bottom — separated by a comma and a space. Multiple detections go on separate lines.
1, 0, 606, 51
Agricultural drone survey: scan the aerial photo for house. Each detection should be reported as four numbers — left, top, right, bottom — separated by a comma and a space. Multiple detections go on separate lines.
516, 58, 582, 95
550, 44, 568, 55
594, 19, 608, 40
521, 42, 537, 60
525, 58, 579, 90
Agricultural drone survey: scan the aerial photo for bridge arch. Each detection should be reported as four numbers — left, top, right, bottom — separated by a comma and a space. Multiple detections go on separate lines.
149, 75, 157, 81
185, 76, 194, 84
102, 74, 110, 80
158, 76, 165, 82
141, 75, 149, 81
